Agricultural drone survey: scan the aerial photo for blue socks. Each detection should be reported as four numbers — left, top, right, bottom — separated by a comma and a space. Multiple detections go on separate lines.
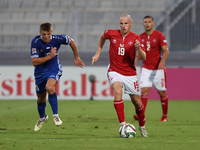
37, 92, 58, 118
37, 101, 46, 118
48, 92, 58, 114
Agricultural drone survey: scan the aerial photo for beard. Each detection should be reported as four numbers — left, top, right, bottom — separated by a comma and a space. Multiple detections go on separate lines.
145, 26, 153, 32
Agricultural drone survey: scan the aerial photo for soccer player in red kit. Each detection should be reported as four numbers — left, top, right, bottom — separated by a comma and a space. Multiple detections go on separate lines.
92, 14, 148, 137
134, 16, 169, 122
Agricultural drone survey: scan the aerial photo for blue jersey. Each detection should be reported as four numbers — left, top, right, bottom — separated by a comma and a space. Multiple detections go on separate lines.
31, 35, 70, 78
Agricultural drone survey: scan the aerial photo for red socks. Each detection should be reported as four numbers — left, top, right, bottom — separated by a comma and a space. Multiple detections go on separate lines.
141, 95, 148, 113
161, 95, 168, 116
114, 99, 125, 124
142, 94, 168, 117
114, 99, 146, 127
135, 104, 146, 127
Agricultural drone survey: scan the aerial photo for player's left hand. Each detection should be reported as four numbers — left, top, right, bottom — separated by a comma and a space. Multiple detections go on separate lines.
158, 60, 165, 70
134, 39, 140, 50
74, 57, 85, 68
92, 54, 100, 65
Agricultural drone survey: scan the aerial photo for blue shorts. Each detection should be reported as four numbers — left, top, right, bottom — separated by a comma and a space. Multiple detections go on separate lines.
35, 71, 62, 94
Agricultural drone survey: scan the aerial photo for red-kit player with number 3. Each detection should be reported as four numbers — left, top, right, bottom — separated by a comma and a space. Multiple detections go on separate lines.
92, 14, 148, 137
134, 16, 169, 122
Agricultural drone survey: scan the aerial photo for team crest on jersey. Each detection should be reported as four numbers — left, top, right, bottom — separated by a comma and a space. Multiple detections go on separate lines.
32, 48, 37, 54
120, 43, 124, 47
142, 39, 144, 42
128, 41, 133, 45
153, 39, 156, 42
40, 49, 43, 52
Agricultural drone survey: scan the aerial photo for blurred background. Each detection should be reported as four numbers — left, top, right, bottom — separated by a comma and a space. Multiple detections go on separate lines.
0, 0, 199, 100
0, 0, 200, 67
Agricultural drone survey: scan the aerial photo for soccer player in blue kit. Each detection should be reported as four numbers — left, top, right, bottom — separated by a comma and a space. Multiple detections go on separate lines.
31, 22, 85, 131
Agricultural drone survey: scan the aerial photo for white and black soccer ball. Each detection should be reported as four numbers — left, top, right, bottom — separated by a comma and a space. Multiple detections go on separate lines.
119, 123, 136, 138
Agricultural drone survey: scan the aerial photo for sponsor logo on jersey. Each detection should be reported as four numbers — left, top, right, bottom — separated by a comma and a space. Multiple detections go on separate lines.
46, 47, 50, 49
120, 43, 124, 47
163, 40, 167, 43
40, 49, 43, 52
153, 39, 156, 42
142, 39, 144, 42
128, 41, 133, 46
32, 48, 37, 54
50, 75, 55, 78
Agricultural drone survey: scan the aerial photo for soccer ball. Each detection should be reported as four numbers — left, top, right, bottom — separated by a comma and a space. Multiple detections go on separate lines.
119, 123, 136, 138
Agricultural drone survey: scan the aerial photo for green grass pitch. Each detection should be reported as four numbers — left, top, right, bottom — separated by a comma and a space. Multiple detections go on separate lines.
0, 100, 200, 150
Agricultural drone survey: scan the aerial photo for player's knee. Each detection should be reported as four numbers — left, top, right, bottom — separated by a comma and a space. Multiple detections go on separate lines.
37, 91, 46, 103
46, 84, 54, 94
134, 99, 142, 108
141, 88, 149, 95
158, 91, 166, 98
114, 88, 122, 97
37, 96, 46, 103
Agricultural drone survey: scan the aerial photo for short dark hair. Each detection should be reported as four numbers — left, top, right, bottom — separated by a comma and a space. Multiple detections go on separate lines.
143, 16, 154, 21
40, 22, 52, 31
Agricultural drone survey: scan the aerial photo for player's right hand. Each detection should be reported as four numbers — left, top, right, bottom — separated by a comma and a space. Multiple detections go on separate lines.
49, 47, 57, 58
134, 39, 140, 50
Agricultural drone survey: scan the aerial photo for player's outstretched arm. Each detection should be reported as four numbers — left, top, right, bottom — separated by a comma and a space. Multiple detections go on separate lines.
69, 37, 85, 68
31, 47, 57, 66
92, 33, 106, 65
158, 45, 169, 69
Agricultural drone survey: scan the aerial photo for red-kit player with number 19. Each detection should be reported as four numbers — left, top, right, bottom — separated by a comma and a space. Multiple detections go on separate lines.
134, 16, 169, 122
92, 14, 148, 137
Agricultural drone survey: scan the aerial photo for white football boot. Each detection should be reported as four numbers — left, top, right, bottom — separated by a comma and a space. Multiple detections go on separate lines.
139, 126, 148, 137
53, 115, 62, 126
34, 115, 48, 131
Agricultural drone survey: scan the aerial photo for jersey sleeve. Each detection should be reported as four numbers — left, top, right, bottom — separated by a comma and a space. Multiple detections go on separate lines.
56, 35, 70, 45
103, 30, 110, 39
139, 34, 144, 43
30, 39, 40, 58
159, 33, 168, 47
137, 35, 146, 52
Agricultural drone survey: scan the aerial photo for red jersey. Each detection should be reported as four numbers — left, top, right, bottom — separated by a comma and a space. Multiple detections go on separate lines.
104, 29, 146, 76
140, 30, 168, 70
